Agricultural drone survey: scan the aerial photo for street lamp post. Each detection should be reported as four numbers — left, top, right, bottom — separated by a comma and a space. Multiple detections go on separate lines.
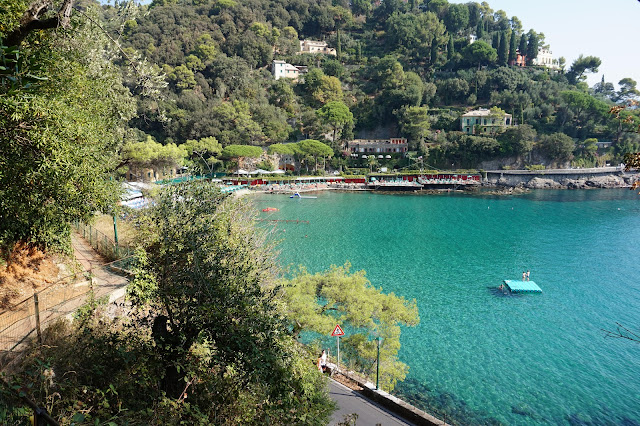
376, 336, 382, 390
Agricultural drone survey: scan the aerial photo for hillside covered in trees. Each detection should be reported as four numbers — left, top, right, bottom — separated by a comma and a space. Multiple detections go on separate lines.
106, 0, 640, 171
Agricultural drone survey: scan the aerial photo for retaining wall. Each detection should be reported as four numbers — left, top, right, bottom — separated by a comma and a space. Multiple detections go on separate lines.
485, 167, 635, 187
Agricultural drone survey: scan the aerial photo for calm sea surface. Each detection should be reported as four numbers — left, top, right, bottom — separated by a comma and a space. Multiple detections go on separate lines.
253, 189, 640, 425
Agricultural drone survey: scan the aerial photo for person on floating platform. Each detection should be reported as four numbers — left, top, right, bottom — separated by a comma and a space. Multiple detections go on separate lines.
522, 271, 526, 281
526, 270, 530, 281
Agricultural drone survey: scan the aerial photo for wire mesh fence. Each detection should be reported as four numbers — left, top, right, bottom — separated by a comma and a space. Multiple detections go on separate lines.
0, 260, 130, 356
74, 221, 133, 261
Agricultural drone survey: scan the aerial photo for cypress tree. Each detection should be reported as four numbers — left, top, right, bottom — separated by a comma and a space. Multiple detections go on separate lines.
518, 34, 527, 55
356, 41, 362, 63
498, 31, 509, 66
508, 31, 518, 64
430, 34, 438, 65
492, 32, 500, 49
526, 32, 539, 65
336, 29, 342, 61
447, 34, 454, 60
476, 20, 484, 38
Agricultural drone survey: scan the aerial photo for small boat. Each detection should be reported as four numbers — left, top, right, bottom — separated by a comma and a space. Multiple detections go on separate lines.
290, 192, 317, 199
262, 207, 279, 212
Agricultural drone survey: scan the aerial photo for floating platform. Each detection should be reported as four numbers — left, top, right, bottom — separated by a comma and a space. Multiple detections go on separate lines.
503, 280, 542, 293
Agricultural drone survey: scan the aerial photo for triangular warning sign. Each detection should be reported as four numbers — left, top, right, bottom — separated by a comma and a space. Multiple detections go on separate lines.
331, 324, 345, 337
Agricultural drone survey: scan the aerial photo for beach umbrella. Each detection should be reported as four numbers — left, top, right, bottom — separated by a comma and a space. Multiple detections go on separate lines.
378, 155, 384, 159
385, 155, 392, 159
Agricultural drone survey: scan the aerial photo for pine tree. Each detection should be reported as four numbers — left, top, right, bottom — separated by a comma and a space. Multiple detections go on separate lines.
447, 34, 454, 60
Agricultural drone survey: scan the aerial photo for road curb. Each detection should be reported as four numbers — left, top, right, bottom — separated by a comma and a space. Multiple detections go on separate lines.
326, 363, 450, 426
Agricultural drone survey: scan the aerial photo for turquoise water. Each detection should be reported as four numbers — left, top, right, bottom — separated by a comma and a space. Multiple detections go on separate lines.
253, 189, 640, 425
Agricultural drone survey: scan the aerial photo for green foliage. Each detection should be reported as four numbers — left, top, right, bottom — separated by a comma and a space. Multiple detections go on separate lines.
122, 136, 186, 170
304, 68, 343, 106
508, 30, 518, 63
281, 263, 419, 390
76, 0, 624, 171
126, 182, 335, 422
317, 100, 354, 142
0, 16, 135, 251
525, 31, 539, 65
615, 78, 640, 104
444, 4, 469, 34
567, 55, 601, 85
295, 139, 334, 171
208, 100, 266, 146
462, 40, 497, 67
267, 143, 296, 155
221, 144, 263, 159
497, 124, 536, 157
385, 11, 446, 60
0, 43, 47, 94
396, 106, 431, 150
181, 136, 223, 174
497, 31, 509, 66
538, 132, 576, 164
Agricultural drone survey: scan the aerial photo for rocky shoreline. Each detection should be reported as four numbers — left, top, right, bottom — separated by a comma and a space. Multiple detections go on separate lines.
484, 167, 640, 190
489, 173, 639, 190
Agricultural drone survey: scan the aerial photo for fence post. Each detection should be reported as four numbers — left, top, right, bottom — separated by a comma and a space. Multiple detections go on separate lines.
34, 293, 42, 344
89, 225, 93, 246
113, 214, 119, 258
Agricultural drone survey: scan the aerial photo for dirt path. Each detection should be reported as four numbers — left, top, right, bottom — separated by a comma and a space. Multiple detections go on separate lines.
0, 233, 129, 355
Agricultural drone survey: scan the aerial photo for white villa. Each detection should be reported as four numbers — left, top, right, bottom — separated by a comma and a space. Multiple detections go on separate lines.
298, 39, 337, 56
272, 60, 307, 80
532, 48, 559, 69
461, 108, 512, 135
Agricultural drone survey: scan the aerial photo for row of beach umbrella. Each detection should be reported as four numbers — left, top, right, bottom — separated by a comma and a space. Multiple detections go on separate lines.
235, 169, 286, 175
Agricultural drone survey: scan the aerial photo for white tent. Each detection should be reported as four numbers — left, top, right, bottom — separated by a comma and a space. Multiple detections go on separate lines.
271, 169, 286, 174
236, 169, 249, 174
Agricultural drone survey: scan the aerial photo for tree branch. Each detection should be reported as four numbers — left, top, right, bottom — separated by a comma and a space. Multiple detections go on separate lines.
6, 0, 75, 47
602, 322, 640, 343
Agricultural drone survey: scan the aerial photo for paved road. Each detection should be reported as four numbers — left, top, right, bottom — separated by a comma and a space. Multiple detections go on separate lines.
328, 379, 413, 426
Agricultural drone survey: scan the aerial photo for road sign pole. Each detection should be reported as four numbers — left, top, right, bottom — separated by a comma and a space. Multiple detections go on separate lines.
336, 336, 340, 373
331, 324, 345, 373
